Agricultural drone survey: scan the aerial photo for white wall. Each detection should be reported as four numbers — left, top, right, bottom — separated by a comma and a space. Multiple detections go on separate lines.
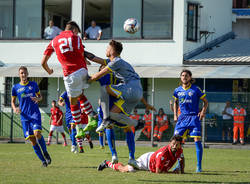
184, 0, 233, 54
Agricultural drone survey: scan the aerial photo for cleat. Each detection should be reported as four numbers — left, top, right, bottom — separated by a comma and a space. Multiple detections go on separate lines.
74, 146, 78, 154
79, 148, 84, 153
100, 146, 104, 149
84, 117, 98, 132
46, 142, 50, 146
128, 159, 139, 170
232, 142, 237, 145
42, 161, 48, 167
97, 160, 108, 171
196, 166, 202, 173
96, 119, 112, 133
240, 142, 245, 145
111, 155, 118, 164
135, 120, 144, 131
44, 152, 51, 165
63, 142, 68, 147
71, 145, 76, 152
89, 141, 94, 149
75, 128, 85, 138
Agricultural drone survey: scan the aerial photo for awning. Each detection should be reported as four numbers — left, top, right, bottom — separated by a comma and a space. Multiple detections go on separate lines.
0, 65, 249, 79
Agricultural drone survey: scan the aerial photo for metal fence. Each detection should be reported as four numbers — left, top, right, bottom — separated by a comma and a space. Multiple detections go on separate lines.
0, 90, 250, 146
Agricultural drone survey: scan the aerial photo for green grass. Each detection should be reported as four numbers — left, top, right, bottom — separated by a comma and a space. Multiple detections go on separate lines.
0, 143, 250, 184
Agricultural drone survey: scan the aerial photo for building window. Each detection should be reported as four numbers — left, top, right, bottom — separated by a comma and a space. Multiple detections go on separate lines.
0, 0, 13, 39
187, 3, 199, 41
5, 77, 48, 107
142, 0, 173, 39
84, 0, 111, 40
112, 0, 173, 39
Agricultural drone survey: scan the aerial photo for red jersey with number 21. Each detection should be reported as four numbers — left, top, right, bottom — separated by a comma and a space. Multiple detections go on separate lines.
149, 145, 183, 173
43, 30, 87, 76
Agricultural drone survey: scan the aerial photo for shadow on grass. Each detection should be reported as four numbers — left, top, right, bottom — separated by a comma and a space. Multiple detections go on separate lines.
138, 180, 250, 184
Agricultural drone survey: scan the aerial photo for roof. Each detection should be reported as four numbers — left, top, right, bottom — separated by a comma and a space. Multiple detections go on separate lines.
184, 39, 250, 65
0, 65, 250, 79
233, 8, 250, 17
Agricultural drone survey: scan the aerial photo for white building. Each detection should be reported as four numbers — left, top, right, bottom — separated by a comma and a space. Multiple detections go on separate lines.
1, 0, 249, 141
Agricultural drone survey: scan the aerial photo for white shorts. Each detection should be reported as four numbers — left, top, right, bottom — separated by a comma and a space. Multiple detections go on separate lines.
50, 125, 65, 133
127, 152, 154, 172
64, 68, 89, 98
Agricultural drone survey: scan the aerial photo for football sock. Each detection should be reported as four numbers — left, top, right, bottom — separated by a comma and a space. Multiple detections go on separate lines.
126, 131, 135, 159
79, 95, 93, 117
106, 128, 117, 156
110, 112, 137, 127
99, 133, 104, 147
77, 138, 83, 150
70, 104, 81, 125
47, 131, 53, 144
106, 160, 121, 171
33, 144, 46, 162
195, 141, 203, 169
100, 86, 110, 119
71, 128, 77, 146
85, 134, 91, 142
38, 136, 47, 154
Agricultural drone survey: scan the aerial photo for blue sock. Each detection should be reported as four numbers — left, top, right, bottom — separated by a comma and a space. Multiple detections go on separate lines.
71, 128, 77, 146
173, 159, 181, 170
195, 141, 203, 169
33, 144, 46, 162
38, 136, 47, 154
126, 131, 135, 159
106, 128, 117, 156
99, 133, 104, 147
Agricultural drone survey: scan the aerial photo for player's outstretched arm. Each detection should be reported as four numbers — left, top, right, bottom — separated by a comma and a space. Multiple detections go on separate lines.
88, 66, 110, 83
84, 51, 105, 65
41, 55, 53, 75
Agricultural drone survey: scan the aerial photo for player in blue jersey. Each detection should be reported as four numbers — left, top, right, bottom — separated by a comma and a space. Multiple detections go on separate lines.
58, 91, 77, 153
11, 66, 51, 167
173, 69, 208, 173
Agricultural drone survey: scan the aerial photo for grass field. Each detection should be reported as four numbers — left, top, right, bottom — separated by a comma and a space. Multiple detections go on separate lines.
0, 143, 250, 184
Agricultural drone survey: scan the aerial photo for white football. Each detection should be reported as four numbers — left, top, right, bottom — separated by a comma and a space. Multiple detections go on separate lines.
123, 18, 140, 34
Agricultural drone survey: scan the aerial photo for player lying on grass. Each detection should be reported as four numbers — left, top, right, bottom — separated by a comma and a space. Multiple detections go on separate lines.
11, 66, 51, 167
97, 135, 184, 174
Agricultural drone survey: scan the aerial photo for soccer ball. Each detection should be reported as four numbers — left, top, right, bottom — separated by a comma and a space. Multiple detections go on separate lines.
123, 18, 140, 34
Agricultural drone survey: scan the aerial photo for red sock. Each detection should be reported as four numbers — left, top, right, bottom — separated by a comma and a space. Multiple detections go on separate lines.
77, 138, 83, 149
48, 131, 53, 143
106, 161, 122, 171
78, 95, 93, 116
70, 104, 81, 124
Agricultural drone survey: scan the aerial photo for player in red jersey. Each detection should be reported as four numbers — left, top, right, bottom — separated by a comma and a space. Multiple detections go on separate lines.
41, 21, 97, 138
47, 100, 67, 146
97, 135, 184, 174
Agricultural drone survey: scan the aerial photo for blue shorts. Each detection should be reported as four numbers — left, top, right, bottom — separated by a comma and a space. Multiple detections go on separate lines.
21, 118, 42, 140
174, 114, 201, 138
66, 117, 74, 129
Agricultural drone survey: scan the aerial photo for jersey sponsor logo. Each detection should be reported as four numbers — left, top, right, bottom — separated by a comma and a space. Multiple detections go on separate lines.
181, 98, 192, 103
25, 131, 29, 136
177, 92, 185, 97
28, 86, 33, 90
21, 93, 33, 98
17, 87, 25, 93
174, 130, 179, 135
161, 156, 165, 161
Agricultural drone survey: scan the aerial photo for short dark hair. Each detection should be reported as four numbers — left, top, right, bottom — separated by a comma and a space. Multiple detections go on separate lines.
180, 69, 192, 77
52, 100, 56, 104
109, 40, 123, 55
19, 66, 28, 72
170, 135, 183, 143
66, 21, 81, 33
180, 69, 195, 84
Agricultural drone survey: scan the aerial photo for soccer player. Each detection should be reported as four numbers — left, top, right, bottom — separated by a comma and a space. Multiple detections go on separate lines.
97, 135, 184, 174
11, 66, 51, 167
41, 20, 97, 139
47, 100, 67, 146
58, 91, 77, 153
173, 69, 208, 173
84, 40, 153, 132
